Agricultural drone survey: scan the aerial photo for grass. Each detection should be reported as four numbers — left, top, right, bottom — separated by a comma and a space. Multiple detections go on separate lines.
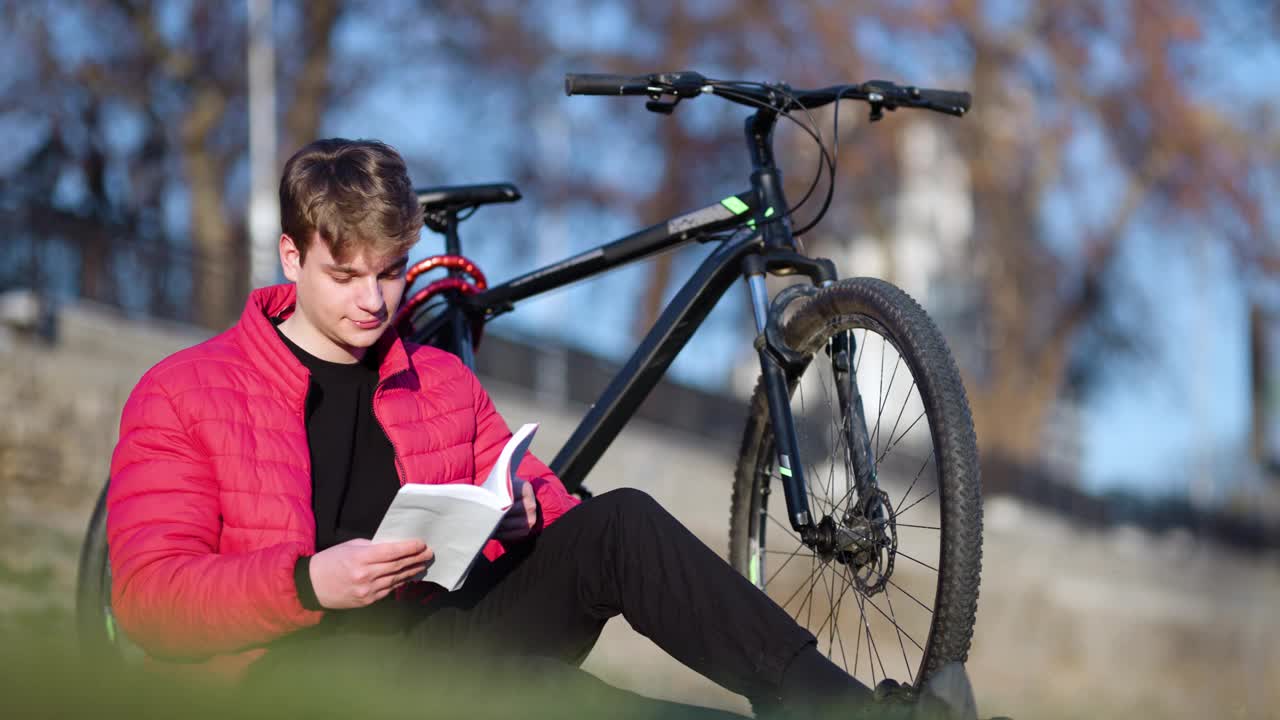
0, 620, 747, 720
0, 559, 58, 593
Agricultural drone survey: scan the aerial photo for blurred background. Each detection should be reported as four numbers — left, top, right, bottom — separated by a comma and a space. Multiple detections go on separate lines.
1, 1, 1278, 718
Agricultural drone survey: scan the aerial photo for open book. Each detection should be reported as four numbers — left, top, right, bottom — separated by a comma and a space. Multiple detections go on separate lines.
371, 423, 539, 591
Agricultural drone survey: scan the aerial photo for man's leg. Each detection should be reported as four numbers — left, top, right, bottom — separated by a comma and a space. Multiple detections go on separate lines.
408, 488, 826, 703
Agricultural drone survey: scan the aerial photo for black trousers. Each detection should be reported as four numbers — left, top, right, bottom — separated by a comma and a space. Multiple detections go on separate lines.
247, 489, 816, 718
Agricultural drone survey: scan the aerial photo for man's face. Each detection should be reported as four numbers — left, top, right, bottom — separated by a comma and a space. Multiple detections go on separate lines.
279, 232, 409, 362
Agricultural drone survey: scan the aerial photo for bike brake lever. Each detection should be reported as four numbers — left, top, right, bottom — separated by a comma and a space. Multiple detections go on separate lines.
646, 96, 680, 114
651, 71, 707, 98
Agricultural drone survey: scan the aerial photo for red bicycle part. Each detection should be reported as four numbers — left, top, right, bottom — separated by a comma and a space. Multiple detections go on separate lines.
405, 254, 488, 290
395, 256, 488, 349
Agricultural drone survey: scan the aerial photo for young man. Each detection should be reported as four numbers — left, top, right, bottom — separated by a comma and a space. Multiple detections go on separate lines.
107, 138, 978, 719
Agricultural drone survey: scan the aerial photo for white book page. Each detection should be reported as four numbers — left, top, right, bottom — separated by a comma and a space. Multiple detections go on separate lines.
370, 423, 540, 591
373, 491, 504, 590
480, 423, 539, 499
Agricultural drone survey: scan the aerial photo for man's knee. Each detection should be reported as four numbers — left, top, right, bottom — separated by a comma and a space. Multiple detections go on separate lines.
594, 487, 662, 517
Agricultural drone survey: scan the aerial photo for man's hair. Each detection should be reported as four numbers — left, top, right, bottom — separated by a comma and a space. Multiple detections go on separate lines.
279, 138, 423, 264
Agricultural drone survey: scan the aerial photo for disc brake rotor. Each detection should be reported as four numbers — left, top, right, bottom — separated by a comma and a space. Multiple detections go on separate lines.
846, 487, 897, 596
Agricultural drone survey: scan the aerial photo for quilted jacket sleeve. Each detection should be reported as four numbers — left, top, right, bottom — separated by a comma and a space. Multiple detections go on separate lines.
106, 371, 323, 660
467, 365, 579, 532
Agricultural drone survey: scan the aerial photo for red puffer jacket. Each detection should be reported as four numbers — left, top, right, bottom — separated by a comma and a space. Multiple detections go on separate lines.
107, 284, 577, 678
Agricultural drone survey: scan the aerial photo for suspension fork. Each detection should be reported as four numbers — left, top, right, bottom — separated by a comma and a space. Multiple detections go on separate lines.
743, 252, 837, 534
829, 329, 881, 514
746, 271, 812, 532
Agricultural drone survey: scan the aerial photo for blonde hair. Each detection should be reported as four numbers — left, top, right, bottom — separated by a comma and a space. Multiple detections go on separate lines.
279, 138, 422, 263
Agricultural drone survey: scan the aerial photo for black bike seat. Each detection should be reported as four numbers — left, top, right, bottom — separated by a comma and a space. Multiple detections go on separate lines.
415, 183, 522, 214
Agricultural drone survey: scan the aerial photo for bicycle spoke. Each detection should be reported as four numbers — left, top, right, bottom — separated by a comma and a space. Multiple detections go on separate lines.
764, 543, 812, 587
853, 582, 865, 678
867, 601, 890, 681
860, 590, 925, 653
763, 549, 818, 555
870, 353, 902, 455
835, 565, 853, 674
815, 557, 856, 658
767, 513, 804, 546
804, 556, 821, 629
884, 583, 914, 678
877, 408, 926, 467
877, 378, 916, 465
895, 522, 940, 530
856, 586, 873, 684
817, 556, 839, 654
897, 486, 938, 518
875, 450, 935, 472
778, 557, 824, 612
891, 547, 939, 574
895, 454, 934, 516
885, 576, 934, 615
875, 342, 885, 459
856, 590, 889, 682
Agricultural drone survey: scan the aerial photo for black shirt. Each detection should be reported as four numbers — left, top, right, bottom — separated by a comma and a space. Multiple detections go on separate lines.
273, 320, 402, 611
273, 321, 401, 550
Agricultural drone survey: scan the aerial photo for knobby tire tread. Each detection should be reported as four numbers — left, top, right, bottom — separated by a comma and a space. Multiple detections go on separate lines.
727, 277, 982, 685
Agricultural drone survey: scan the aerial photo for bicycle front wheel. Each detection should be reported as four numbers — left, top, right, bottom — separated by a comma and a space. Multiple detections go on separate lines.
728, 277, 982, 688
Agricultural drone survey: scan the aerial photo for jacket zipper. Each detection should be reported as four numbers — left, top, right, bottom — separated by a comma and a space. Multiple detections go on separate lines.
371, 375, 408, 486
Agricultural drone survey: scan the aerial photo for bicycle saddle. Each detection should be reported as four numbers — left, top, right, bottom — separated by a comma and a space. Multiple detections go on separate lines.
415, 183, 522, 214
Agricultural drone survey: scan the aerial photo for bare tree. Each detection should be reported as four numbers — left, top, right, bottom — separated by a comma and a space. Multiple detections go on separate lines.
427, 0, 1279, 487
786, 0, 1278, 484
0, 0, 345, 328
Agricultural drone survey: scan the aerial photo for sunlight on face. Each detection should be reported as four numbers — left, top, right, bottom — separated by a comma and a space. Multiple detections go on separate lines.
279, 232, 408, 363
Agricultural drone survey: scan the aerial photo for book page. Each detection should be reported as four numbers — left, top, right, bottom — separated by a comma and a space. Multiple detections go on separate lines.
371, 422, 540, 591
373, 491, 505, 590
480, 423, 539, 500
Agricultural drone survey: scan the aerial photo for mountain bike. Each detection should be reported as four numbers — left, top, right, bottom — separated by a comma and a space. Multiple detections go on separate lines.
77, 70, 983, 692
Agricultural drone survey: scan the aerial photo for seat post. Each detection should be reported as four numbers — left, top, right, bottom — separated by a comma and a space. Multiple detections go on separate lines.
443, 212, 462, 258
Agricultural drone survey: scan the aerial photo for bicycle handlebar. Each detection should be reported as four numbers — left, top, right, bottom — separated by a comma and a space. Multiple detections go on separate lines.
912, 87, 971, 113
563, 73, 653, 96
564, 71, 971, 117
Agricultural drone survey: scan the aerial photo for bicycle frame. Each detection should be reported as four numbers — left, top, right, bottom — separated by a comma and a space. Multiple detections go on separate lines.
410, 107, 864, 538
411, 198, 767, 488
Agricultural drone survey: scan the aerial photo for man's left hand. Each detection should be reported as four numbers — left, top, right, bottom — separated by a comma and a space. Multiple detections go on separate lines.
494, 477, 538, 541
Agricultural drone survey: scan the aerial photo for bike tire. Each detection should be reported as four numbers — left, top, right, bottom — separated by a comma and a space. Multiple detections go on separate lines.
728, 277, 982, 687
75, 482, 112, 657
75, 481, 141, 662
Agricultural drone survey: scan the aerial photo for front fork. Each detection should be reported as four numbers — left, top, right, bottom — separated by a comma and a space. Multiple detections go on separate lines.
744, 258, 882, 558
829, 330, 881, 515
746, 271, 813, 530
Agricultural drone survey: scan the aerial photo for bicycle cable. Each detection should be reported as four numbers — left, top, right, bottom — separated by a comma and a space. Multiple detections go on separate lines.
708, 80, 833, 215
704, 80, 836, 238
795, 85, 858, 238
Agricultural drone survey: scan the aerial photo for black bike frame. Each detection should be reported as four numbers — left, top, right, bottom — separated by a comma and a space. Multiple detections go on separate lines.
413, 107, 835, 533
419, 196, 763, 489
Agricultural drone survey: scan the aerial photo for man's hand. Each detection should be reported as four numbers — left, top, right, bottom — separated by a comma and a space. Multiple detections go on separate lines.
494, 477, 538, 541
308, 538, 433, 610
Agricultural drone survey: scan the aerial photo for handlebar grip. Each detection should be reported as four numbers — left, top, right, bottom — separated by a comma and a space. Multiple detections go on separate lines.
564, 73, 649, 96
915, 88, 972, 113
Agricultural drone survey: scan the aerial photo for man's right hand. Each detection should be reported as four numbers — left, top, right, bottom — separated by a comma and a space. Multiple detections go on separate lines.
308, 539, 434, 609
